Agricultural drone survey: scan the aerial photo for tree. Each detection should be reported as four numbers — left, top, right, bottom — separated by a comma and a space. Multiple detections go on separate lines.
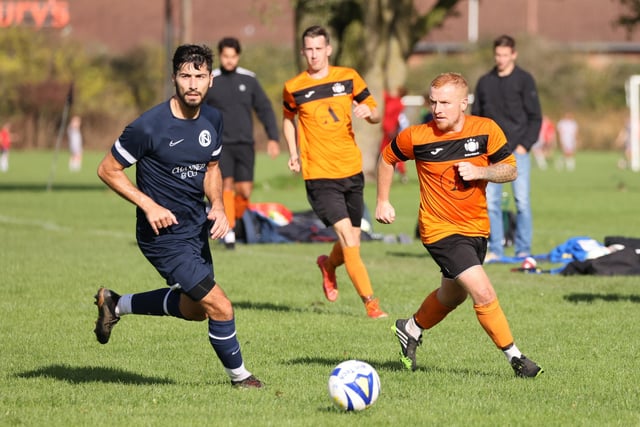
292, 0, 460, 179
616, 0, 640, 38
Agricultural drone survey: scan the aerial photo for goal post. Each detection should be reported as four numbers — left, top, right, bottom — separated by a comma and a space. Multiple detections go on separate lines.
626, 75, 640, 172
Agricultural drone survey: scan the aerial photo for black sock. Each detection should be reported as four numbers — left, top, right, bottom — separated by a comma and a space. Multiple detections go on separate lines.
131, 288, 185, 319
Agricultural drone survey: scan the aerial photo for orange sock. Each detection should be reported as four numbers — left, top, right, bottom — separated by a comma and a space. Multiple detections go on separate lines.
342, 246, 374, 298
474, 299, 514, 349
414, 290, 455, 329
328, 241, 344, 268
234, 194, 249, 220
223, 190, 235, 229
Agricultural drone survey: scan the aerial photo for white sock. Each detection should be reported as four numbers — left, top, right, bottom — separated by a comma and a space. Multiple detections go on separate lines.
566, 158, 575, 171
224, 231, 236, 243
502, 343, 522, 361
225, 363, 251, 381
115, 294, 133, 316
406, 316, 423, 339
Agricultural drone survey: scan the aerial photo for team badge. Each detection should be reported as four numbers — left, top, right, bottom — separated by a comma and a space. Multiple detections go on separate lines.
199, 130, 211, 147
464, 138, 480, 155
332, 82, 346, 95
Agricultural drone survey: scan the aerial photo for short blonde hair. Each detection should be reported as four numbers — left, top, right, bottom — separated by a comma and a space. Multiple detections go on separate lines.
430, 72, 468, 92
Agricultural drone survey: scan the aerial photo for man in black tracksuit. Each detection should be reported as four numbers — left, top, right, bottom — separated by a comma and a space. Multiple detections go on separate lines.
205, 37, 280, 249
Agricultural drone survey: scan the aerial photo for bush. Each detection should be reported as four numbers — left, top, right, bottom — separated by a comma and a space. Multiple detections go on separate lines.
0, 30, 635, 151
0, 28, 155, 150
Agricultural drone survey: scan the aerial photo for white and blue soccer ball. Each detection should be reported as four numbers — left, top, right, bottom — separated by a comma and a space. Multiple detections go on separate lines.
328, 360, 380, 411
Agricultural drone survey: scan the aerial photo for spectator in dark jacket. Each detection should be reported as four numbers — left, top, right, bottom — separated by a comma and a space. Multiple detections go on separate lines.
472, 35, 542, 261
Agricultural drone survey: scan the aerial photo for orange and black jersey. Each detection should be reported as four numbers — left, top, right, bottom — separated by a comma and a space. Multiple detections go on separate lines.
283, 66, 377, 180
382, 115, 515, 244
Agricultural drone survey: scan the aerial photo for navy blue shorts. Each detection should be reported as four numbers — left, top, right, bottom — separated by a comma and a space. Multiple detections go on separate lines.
137, 226, 215, 301
219, 143, 255, 182
304, 172, 364, 227
424, 234, 487, 279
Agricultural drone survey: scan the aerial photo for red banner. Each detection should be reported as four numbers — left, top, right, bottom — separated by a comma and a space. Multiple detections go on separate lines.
0, 0, 69, 29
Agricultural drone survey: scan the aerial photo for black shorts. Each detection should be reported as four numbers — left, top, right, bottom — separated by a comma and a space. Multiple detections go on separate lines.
305, 172, 364, 227
220, 143, 255, 182
137, 226, 216, 301
424, 234, 487, 279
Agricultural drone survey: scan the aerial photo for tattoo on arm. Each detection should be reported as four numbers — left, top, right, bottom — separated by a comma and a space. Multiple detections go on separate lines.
484, 163, 517, 183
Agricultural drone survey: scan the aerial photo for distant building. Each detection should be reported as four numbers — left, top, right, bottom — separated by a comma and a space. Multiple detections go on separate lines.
0, 0, 296, 53
417, 0, 640, 54
1, 0, 639, 54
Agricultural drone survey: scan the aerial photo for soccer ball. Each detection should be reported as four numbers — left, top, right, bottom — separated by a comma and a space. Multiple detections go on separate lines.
328, 360, 380, 411
521, 256, 537, 270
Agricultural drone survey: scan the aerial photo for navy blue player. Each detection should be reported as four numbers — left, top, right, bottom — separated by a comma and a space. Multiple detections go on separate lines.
95, 44, 262, 389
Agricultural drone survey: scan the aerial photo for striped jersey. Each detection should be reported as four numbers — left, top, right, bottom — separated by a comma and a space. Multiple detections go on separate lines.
382, 115, 515, 244
282, 66, 377, 180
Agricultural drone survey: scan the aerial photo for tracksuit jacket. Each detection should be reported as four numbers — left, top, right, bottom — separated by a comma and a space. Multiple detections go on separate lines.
472, 65, 542, 152
205, 66, 279, 145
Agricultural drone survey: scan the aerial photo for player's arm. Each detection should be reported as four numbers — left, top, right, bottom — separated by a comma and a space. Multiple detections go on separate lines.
366, 105, 381, 124
203, 160, 229, 240
253, 81, 281, 159
266, 139, 280, 159
375, 154, 397, 224
456, 161, 517, 184
283, 116, 300, 173
352, 100, 380, 124
521, 75, 543, 152
97, 151, 177, 235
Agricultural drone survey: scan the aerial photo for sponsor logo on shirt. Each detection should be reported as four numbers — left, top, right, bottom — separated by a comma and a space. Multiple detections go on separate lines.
172, 163, 206, 179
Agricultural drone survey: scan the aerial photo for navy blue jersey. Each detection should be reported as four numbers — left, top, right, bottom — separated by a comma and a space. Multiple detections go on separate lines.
111, 100, 223, 239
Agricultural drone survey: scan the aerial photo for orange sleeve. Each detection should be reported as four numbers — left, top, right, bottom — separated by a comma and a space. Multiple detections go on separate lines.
352, 70, 377, 110
382, 127, 414, 165
282, 82, 297, 121
485, 119, 516, 167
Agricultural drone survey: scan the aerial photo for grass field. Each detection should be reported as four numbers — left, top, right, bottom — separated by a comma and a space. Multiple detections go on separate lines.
1, 150, 639, 426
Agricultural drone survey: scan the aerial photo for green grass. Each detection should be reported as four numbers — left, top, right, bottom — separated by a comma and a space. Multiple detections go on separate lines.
1, 150, 640, 426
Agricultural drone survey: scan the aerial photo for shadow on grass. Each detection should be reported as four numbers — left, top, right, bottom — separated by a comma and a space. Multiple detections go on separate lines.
233, 300, 364, 317
564, 293, 640, 303
234, 300, 297, 312
286, 356, 485, 376
383, 250, 429, 259
288, 356, 399, 371
0, 183, 106, 192
16, 364, 175, 384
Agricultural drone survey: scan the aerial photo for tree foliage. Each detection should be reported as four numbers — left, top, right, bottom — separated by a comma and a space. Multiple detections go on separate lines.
616, 0, 640, 38
1, 1, 633, 152
0, 28, 163, 149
